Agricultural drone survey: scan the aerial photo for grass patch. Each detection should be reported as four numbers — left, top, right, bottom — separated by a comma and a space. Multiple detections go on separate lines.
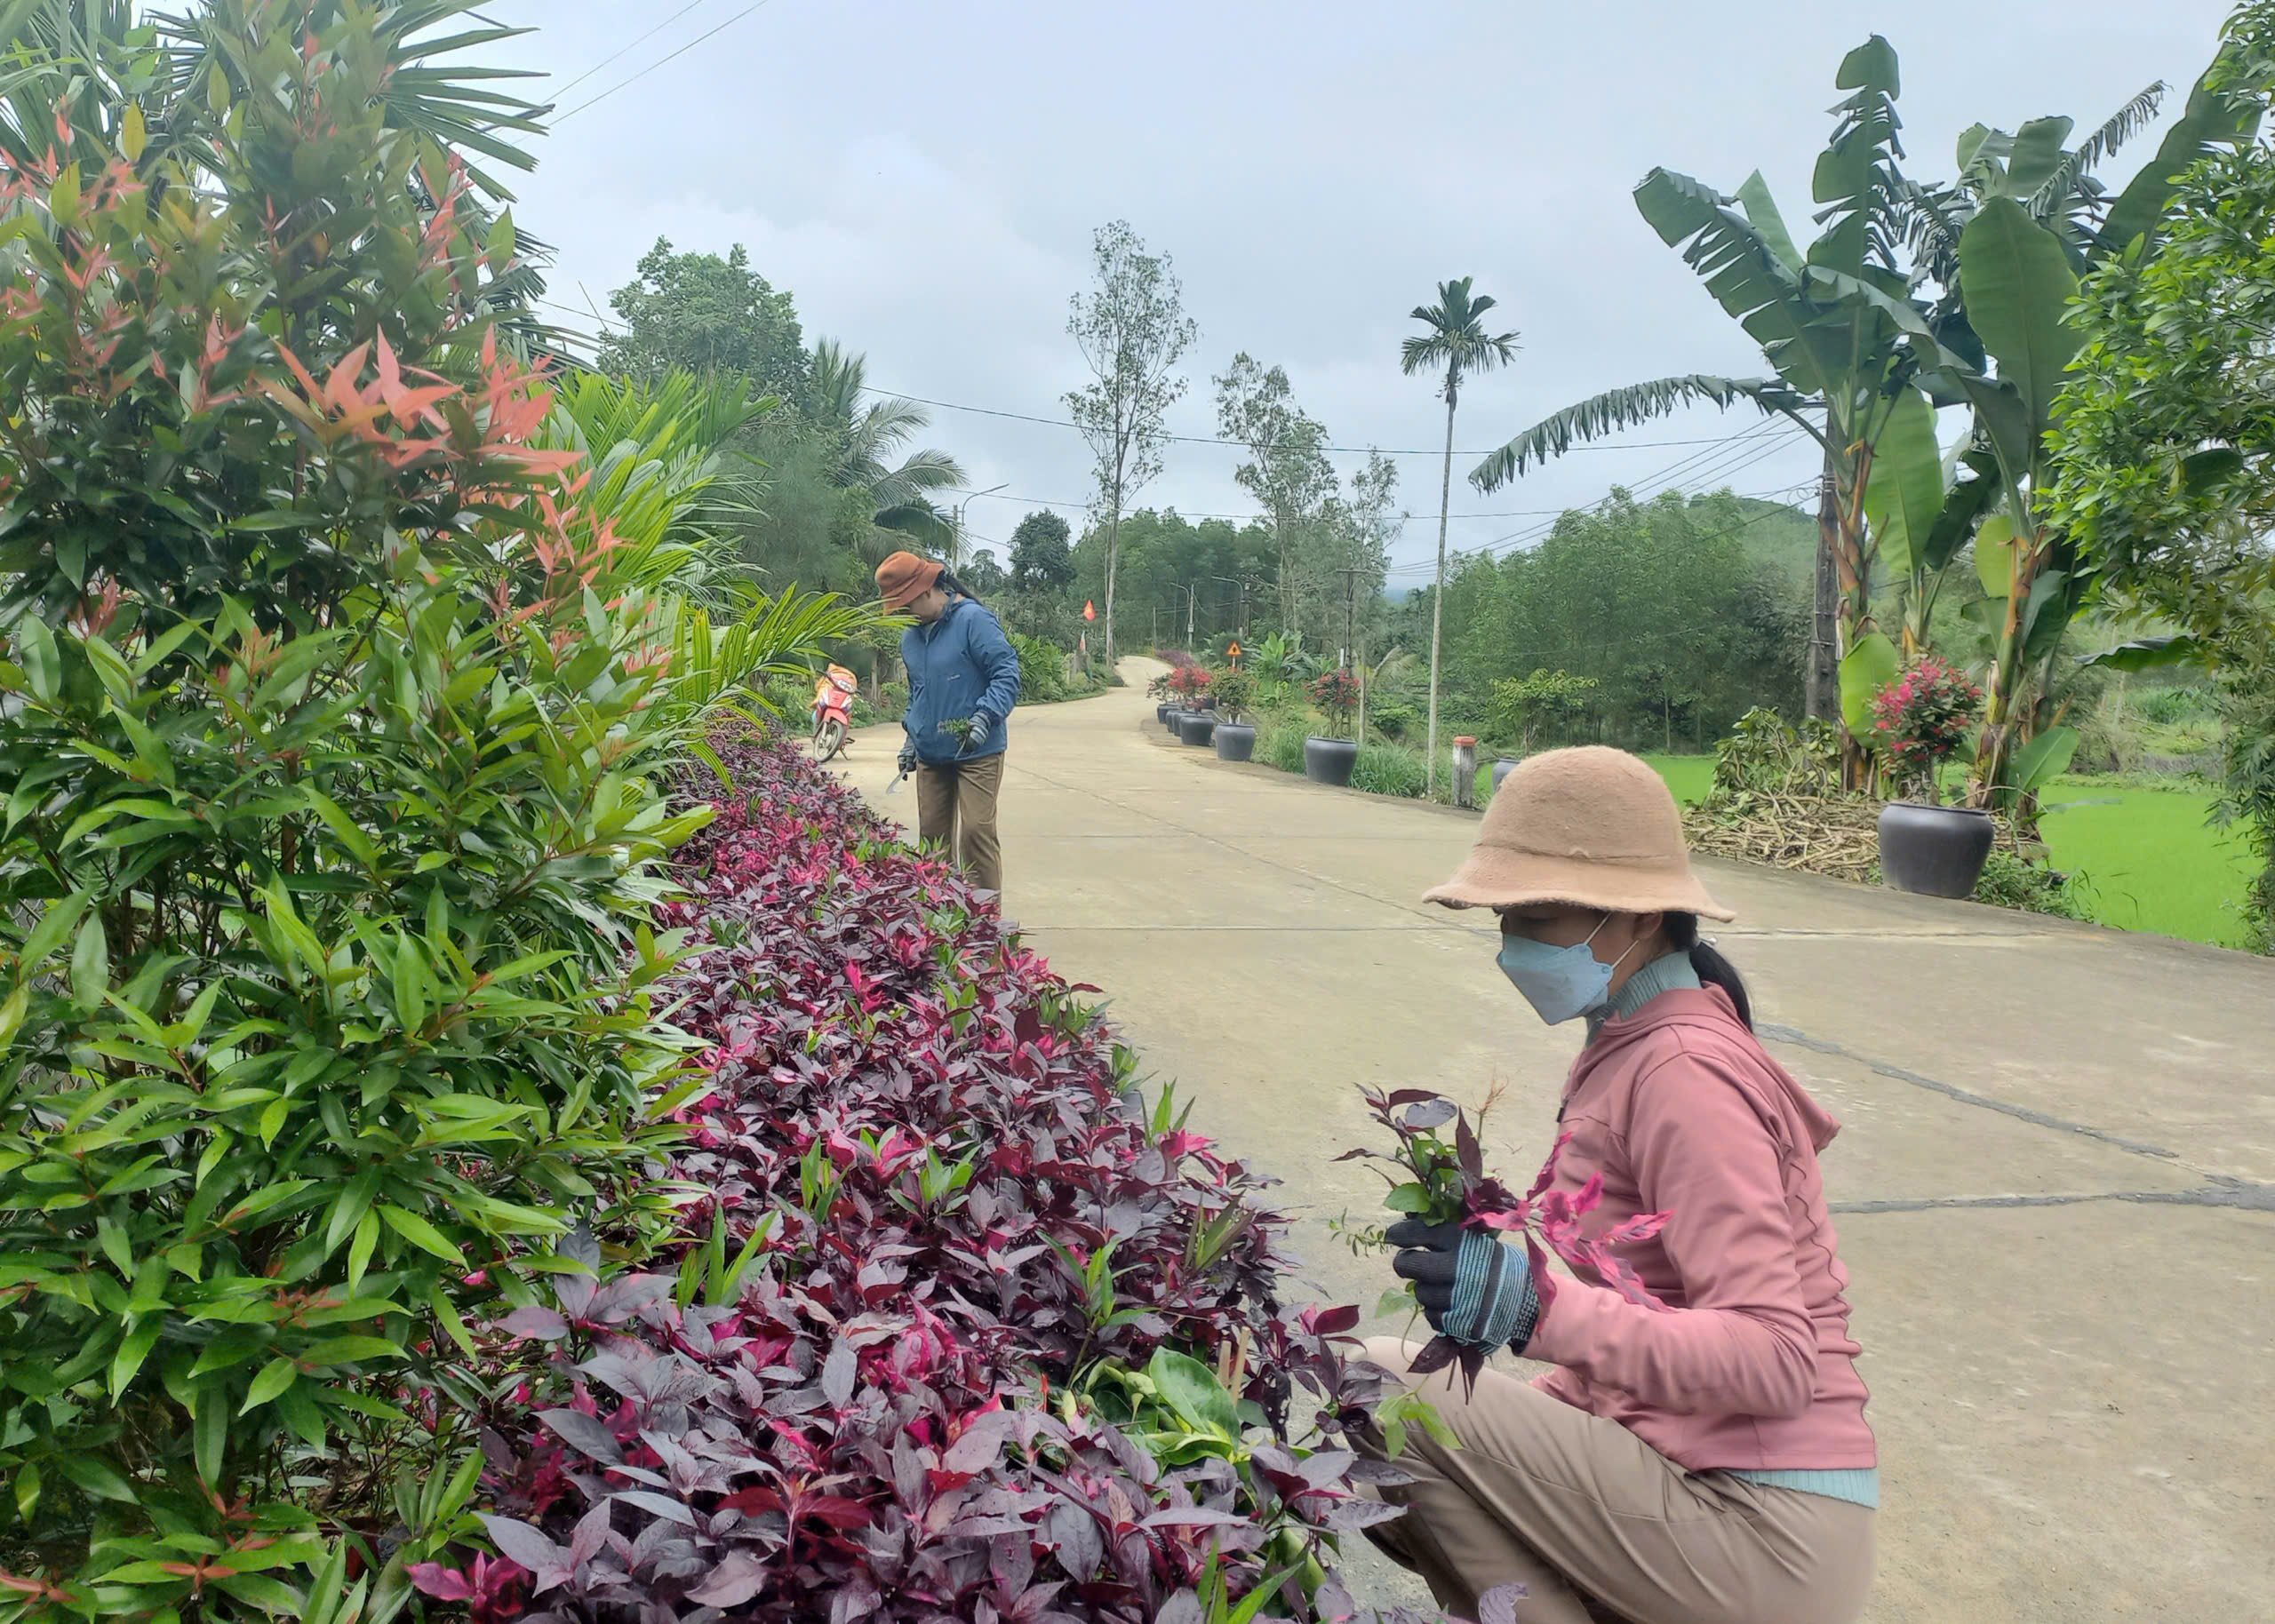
1352, 743, 1428, 799
2033, 784, 2255, 949
1644, 753, 2252, 950
1643, 753, 1716, 807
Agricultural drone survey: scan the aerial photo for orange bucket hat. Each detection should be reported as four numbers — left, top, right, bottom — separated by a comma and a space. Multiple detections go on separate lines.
1425, 746, 1734, 920
875, 551, 945, 613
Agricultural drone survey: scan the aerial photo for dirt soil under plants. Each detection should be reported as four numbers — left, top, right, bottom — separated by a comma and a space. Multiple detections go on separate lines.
835, 659, 2275, 1624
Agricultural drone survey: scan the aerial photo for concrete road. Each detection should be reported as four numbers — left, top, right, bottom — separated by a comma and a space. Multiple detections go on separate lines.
837, 665, 2275, 1622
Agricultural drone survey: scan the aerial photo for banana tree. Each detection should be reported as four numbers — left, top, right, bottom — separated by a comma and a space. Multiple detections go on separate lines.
1864, 392, 2002, 660
1471, 36, 1922, 782
1891, 57, 2263, 803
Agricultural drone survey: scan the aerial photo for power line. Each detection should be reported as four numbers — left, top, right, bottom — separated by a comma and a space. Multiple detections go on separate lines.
1406, 421, 1808, 565
554, 0, 779, 123
550, 0, 716, 101
955, 486, 1629, 526
853, 383, 1816, 460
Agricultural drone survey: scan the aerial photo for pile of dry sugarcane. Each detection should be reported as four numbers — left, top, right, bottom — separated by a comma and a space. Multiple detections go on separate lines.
1682, 792, 1887, 883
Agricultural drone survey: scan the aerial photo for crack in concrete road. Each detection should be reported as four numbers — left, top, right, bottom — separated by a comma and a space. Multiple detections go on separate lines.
1756, 1020, 2187, 1165
1834, 1176, 2275, 1215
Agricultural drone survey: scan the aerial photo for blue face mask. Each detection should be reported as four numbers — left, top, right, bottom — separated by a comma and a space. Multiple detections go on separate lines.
1497, 916, 1637, 1025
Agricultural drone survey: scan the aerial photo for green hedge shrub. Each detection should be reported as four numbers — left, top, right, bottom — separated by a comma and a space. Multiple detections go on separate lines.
0, 4, 848, 1606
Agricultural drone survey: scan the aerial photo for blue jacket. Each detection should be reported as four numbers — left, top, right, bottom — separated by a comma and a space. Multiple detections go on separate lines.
901, 596, 1021, 764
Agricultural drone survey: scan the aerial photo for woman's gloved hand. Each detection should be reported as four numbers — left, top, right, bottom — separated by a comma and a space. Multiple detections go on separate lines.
965, 712, 993, 751
897, 739, 919, 776
1387, 1219, 1541, 1353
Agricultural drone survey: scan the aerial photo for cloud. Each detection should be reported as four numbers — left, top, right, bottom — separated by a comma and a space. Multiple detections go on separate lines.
491, 0, 2232, 572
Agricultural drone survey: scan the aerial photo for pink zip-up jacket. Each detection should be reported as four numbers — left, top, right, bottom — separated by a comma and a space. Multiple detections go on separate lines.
1523, 986, 1878, 1473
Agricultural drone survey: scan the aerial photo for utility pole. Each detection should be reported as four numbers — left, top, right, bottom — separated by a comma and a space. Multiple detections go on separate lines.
1178, 581, 1201, 649
1152, 606, 1160, 648
1808, 467, 1840, 723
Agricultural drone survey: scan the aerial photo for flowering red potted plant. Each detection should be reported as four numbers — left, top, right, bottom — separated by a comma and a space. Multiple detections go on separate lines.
1305, 666, 1361, 785
1169, 665, 1216, 745
1871, 657, 1992, 897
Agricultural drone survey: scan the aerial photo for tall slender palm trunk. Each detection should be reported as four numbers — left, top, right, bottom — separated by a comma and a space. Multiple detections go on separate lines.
1425, 390, 1457, 799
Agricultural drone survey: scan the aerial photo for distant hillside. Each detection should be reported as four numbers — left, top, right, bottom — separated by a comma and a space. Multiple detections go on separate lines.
1726, 495, 1819, 597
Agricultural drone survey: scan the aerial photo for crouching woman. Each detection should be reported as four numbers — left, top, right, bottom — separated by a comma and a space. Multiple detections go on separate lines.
1359, 747, 1877, 1624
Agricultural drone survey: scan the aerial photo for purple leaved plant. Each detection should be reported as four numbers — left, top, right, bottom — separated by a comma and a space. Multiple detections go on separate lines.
407, 730, 1419, 1622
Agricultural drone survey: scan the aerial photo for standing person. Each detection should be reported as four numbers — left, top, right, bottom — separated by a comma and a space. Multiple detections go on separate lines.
875, 551, 1021, 894
1359, 747, 1876, 1624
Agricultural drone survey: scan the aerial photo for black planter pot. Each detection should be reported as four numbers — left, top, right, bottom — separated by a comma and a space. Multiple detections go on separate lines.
1156, 702, 1174, 723
1305, 736, 1359, 787
1878, 802, 1995, 898
1490, 757, 1522, 795
1164, 708, 1186, 735
1177, 712, 1217, 747
1214, 721, 1257, 762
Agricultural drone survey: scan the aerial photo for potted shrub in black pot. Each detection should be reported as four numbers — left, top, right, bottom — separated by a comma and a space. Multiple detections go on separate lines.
1212, 666, 1258, 761
1148, 671, 1175, 724
1169, 665, 1212, 741
1872, 657, 1993, 897
1304, 667, 1361, 787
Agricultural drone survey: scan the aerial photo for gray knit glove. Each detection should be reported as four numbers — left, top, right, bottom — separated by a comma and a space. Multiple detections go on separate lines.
1388, 1219, 1540, 1352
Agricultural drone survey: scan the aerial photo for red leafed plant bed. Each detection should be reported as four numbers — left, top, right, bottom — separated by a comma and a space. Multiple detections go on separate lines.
415, 731, 1435, 1622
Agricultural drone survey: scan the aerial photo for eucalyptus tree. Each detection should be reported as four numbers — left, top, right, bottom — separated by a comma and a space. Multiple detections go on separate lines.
1066, 220, 1199, 665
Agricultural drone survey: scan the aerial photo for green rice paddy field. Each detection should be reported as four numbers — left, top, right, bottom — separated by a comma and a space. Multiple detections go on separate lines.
1637, 756, 2257, 951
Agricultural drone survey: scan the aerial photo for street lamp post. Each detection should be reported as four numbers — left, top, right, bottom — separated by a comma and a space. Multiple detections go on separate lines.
952, 483, 1008, 568
1212, 575, 1249, 641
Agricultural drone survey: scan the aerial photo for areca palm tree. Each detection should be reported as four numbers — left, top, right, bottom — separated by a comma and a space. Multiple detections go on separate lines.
809, 339, 966, 557
1402, 277, 1520, 796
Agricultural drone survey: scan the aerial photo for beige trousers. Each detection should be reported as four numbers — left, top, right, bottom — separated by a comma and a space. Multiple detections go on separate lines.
1354, 1337, 1874, 1624
914, 752, 1005, 894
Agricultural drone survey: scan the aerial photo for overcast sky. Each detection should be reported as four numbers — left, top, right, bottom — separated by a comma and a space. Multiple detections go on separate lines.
481, 0, 2234, 583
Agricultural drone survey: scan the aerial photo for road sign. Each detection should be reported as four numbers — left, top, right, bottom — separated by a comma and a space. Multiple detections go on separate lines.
1226, 640, 1242, 665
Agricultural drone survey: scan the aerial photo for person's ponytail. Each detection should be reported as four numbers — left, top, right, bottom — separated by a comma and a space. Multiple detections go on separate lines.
1666, 912, 1752, 1031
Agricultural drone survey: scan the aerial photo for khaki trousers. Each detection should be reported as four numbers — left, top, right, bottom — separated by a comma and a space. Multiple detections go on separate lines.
914, 752, 1005, 894
1354, 1338, 1874, 1624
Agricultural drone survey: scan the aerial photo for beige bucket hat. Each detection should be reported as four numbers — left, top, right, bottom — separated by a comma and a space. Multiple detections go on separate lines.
1425, 745, 1734, 920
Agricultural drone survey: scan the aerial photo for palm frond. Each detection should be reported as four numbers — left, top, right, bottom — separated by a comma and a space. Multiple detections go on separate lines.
1400, 333, 1454, 377
528, 372, 774, 600
1473, 372, 1810, 486
1888, 175, 1968, 288
872, 502, 956, 554
869, 451, 965, 506
2100, 60, 2263, 257
1468, 375, 1817, 492
809, 338, 865, 427
2026, 83, 2166, 222
663, 587, 883, 739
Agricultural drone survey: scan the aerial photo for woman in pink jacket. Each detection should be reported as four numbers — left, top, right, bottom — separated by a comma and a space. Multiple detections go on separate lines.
1361, 746, 1876, 1624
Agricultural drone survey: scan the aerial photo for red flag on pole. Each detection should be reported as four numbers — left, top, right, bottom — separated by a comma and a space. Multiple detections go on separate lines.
1082, 601, 1097, 622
